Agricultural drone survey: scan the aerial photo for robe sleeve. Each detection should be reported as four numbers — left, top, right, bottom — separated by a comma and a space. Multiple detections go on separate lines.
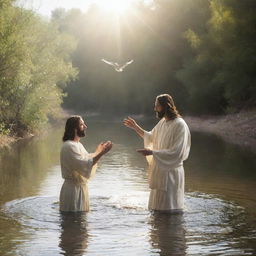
68, 143, 94, 178
143, 120, 161, 149
152, 120, 191, 170
144, 130, 153, 149
143, 127, 156, 165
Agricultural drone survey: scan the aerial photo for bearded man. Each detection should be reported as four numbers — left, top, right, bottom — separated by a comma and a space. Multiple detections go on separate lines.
124, 94, 191, 212
60, 115, 112, 212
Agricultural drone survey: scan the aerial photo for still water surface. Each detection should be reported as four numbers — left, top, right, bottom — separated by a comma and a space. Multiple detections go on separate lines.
0, 117, 256, 255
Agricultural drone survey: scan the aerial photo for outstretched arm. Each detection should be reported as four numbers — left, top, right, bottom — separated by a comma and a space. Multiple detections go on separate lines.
123, 116, 145, 138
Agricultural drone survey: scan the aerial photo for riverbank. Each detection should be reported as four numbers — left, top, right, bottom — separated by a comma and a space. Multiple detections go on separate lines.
0, 135, 17, 148
0, 110, 69, 149
184, 110, 256, 153
1, 110, 256, 153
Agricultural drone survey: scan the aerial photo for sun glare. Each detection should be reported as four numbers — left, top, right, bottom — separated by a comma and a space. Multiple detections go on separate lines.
93, 0, 134, 14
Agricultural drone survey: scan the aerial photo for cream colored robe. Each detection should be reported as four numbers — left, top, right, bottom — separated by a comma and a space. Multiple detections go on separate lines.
144, 117, 191, 211
59, 140, 96, 212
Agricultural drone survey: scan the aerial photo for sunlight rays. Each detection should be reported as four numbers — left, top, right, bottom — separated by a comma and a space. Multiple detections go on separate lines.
92, 0, 135, 15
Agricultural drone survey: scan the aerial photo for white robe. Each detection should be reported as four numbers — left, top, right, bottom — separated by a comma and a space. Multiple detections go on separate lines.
144, 117, 191, 211
59, 140, 97, 212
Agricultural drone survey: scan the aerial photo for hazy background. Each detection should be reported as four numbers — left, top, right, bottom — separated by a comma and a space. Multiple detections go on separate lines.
1, 0, 256, 134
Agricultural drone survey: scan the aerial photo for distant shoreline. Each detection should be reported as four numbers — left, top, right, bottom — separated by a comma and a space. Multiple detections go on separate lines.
1, 110, 256, 153
184, 110, 256, 153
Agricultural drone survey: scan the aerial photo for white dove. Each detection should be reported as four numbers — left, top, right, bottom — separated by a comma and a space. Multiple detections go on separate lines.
101, 59, 134, 72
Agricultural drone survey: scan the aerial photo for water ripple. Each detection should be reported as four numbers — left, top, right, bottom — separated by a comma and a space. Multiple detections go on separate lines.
1, 192, 255, 255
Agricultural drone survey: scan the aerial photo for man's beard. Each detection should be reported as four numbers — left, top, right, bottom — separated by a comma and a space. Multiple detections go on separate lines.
156, 110, 165, 119
77, 129, 86, 137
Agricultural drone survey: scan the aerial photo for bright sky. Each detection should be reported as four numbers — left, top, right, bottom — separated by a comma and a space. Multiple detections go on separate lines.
17, 0, 153, 17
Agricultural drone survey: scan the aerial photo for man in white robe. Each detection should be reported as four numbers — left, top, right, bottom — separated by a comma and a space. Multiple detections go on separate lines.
124, 94, 191, 212
60, 115, 112, 212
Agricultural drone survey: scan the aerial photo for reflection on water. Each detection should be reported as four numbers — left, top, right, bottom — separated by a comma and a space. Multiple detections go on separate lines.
59, 213, 89, 256
3, 192, 255, 256
0, 118, 256, 255
149, 212, 186, 256
185, 131, 256, 216
0, 127, 63, 204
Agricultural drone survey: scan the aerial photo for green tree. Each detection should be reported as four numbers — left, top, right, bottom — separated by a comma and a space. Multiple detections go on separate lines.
0, 2, 77, 135
50, 0, 255, 116
177, 0, 256, 114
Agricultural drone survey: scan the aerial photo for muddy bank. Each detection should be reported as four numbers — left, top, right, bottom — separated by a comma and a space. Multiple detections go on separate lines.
0, 110, 69, 149
0, 135, 17, 148
184, 110, 256, 153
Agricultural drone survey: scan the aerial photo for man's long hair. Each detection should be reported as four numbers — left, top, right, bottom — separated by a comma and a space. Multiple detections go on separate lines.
62, 115, 81, 142
156, 94, 181, 120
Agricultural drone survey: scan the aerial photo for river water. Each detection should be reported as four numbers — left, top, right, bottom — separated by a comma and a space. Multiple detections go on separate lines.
0, 117, 256, 256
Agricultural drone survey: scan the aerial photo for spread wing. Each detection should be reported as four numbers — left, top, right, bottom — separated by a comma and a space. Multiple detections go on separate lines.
101, 59, 116, 67
120, 60, 134, 69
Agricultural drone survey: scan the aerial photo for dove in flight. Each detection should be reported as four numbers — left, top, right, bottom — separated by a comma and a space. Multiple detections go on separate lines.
101, 59, 134, 72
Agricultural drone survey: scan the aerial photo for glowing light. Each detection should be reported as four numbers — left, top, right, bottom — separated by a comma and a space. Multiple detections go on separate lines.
92, 0, 134, 14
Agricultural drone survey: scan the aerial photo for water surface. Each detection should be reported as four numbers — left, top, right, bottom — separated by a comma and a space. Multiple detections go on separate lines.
0, 118, 256, 255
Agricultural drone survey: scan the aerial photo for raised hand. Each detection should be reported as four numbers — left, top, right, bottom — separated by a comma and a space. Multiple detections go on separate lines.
95, 141, 113, 156
92, 141, 113, 165
123, 116, 138, 130
123, 116, 145, 138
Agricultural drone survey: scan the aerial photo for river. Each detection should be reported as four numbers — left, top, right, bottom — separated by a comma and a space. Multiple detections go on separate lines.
0, 117, 256, 255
